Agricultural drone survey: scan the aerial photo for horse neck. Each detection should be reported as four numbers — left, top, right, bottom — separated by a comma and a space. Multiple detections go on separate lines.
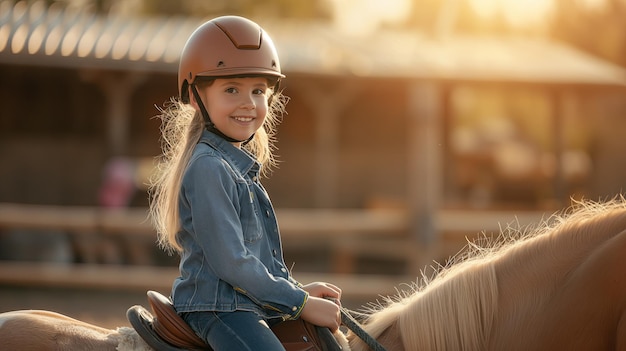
352, 202, 626, 351
498, 206, 626, 304
492, 204, 626, 344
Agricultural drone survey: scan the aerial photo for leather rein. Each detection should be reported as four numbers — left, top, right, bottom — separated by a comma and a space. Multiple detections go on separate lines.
341, 308, 387, 351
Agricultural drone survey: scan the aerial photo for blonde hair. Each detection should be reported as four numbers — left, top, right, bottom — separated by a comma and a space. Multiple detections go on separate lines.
149, 86, 287, 253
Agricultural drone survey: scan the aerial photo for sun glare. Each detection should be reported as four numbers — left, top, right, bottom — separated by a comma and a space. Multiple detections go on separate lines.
327, 0, 411, 35
468, 0, 554, 26
327, 0, 568, 35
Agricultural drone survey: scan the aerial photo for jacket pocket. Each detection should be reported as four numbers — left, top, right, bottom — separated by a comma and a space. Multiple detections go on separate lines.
240, 183, 263, 243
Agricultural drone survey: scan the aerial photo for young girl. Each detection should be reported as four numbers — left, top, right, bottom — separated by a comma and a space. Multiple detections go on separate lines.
149, 16, 342, 350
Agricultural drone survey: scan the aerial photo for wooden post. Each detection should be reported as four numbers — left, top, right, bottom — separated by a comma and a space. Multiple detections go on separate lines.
315, 97, 340, 207
290, 79, 360, 208
407, 81, 443, 273
552, 90, 577, 207
79, 70, 145, 155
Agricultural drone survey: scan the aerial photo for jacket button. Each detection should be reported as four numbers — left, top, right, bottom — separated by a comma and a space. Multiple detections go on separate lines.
265, 210, 271, 217
272, 249, 277, 256
292, 306, 298, 312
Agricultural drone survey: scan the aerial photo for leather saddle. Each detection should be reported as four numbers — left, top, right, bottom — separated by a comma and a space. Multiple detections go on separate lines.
127, 290, 343, 351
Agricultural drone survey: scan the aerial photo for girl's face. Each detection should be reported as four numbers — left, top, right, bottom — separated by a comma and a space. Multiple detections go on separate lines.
192, 77, 270, 147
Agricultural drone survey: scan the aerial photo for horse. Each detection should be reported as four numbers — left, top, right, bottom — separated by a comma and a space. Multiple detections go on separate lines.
350, 198, 626, 351
1, 199, 625, 350
0, 309, 150, 351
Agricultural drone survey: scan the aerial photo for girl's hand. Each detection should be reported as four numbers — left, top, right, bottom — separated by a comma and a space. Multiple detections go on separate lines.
300, 296, 341, 332
301, 282, 342, 304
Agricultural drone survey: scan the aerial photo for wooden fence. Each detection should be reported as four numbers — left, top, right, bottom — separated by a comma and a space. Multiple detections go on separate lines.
0, 203, 549, 298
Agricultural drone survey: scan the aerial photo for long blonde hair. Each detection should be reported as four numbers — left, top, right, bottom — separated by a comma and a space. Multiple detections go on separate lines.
149, 85, 287, 253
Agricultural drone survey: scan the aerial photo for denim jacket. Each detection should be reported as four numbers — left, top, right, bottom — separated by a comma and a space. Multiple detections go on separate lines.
171, 130, 308, 321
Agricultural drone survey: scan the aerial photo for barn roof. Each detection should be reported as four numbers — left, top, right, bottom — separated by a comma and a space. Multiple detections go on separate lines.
1, 0, 626, 88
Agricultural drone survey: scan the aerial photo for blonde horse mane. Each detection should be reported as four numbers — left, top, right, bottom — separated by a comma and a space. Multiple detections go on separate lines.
350, 198, 626, 351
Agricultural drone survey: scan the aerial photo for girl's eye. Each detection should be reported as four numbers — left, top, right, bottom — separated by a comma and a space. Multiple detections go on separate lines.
253, 88, 267, 95
225, 87, 238, 94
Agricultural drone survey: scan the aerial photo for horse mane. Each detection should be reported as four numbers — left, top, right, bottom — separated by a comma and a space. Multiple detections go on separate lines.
349, 197, 626, 351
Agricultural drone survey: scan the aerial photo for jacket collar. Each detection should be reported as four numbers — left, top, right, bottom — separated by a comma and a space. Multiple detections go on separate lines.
198, 130, 259, 176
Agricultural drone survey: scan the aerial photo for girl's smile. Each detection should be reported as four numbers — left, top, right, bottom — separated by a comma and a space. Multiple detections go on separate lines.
192, 77, 270, 147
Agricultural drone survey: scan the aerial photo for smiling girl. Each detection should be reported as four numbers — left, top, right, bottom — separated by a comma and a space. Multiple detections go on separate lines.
148, 16, 341, 350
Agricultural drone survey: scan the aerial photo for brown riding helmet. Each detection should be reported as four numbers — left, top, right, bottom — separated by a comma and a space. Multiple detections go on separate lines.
178, 16, 285, 103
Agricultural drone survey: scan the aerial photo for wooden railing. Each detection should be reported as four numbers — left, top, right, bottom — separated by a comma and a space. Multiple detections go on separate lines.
0, 202, 550, 232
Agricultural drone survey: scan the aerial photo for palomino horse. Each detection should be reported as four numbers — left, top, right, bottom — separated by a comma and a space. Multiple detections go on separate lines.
0, 310, 150, 350
1, 199, 626, 350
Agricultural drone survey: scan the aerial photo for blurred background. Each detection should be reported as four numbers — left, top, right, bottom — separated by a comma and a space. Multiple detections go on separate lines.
1, 0, 626, 327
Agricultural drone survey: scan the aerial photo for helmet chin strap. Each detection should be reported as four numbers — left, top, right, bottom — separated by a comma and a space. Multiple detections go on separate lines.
191, 84, 254, 145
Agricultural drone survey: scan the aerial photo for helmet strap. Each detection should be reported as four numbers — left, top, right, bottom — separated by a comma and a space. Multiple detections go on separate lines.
190, 84, 254, 145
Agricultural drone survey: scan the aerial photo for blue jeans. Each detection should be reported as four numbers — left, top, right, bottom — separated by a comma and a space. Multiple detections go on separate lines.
183, 311, 286, 351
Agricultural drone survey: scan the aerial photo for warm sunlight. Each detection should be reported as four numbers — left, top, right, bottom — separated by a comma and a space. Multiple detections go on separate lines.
326, 0, 411, 34
326, 0, 559, 34
468, 0, 554, 26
